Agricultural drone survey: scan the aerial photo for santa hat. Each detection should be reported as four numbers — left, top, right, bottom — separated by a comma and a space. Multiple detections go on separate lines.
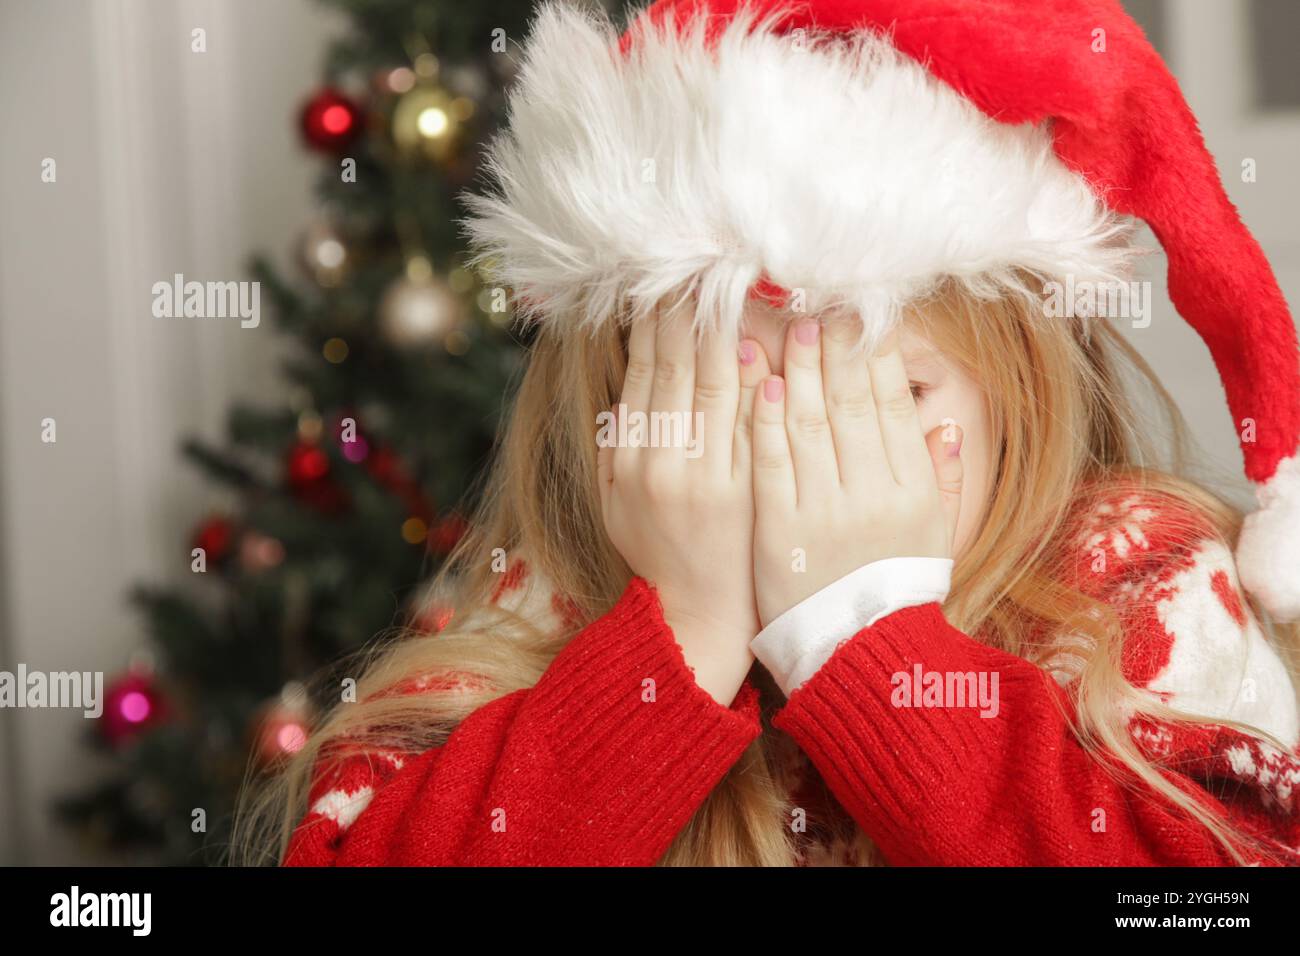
461, 0, 1300, 621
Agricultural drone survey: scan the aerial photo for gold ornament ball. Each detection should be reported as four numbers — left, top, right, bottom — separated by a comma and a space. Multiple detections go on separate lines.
379, 272, 465, 347
391, 84, 470, 162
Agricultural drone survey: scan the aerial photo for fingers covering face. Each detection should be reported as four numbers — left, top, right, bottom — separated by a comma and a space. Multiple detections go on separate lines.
620, 316, 656, 418
650, 300, 696, 415
611, 305, 934, 507
867, 330, 933, 487
611, 299, 757, 478
820, 315, 884, 488
781, 319, 838, 499
733, 338, 771, 479
751, 317, 932, 501
752, 374, 796, 510
694, 317, 741, 477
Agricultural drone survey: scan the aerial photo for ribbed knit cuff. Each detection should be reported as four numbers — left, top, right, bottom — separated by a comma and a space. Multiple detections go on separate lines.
522, 576, 763, 859
771, 602, 1017, 864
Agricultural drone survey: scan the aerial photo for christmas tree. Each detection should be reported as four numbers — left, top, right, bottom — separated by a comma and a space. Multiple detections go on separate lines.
55, 0, 580, 865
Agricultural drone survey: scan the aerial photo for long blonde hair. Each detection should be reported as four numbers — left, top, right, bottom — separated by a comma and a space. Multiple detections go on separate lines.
232, 281, 1300, 866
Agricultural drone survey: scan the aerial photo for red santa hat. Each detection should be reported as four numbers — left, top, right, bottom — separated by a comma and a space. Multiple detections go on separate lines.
461, 0, 1300, 621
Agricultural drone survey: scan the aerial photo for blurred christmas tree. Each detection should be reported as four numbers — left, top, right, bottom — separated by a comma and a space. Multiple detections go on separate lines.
54, 0, 575, 864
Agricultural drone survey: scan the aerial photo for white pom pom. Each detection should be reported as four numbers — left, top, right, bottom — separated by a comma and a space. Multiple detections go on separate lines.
1237, 453, 1300, 622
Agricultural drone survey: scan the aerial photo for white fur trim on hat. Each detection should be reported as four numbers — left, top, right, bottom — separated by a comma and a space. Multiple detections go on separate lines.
1238, 451, 1300, 622
462, 1, 1137, 344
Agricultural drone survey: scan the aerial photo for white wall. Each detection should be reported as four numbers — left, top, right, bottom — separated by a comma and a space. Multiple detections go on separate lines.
0, 0, 339, 864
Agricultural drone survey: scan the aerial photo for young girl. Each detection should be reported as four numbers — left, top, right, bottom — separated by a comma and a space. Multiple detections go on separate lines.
235, 0, 1300, 866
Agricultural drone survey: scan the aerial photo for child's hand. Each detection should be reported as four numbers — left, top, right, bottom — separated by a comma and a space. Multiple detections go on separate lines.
597, 300, 771, 705
751, 318, 964, 629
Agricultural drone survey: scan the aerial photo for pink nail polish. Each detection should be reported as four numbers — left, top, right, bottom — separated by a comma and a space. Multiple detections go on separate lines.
946, 435, 963, 458
763, 377, 785, 402
795, 320, 819, 345
738, 341, 756, 365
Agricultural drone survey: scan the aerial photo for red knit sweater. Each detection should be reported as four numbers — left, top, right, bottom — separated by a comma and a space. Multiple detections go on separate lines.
283, 487, 1300, 866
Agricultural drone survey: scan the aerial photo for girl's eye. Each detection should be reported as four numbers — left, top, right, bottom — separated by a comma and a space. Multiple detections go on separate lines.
909, 383, 928, 401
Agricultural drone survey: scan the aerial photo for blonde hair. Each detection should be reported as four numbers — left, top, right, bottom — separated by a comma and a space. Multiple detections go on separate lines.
232, 280, 1300, 866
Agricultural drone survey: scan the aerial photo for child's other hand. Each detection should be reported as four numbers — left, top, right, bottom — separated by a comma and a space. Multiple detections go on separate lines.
597, 299, 771, 705
751, 318, 963, 629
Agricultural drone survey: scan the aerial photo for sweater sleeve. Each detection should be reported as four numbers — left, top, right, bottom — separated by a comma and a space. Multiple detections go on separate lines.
751, 556, 953, 696
768, 489, 1300, 866
283, 577, 762, 866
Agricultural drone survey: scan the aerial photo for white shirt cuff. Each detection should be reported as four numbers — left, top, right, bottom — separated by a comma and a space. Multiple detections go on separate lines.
751, 557, 953, 697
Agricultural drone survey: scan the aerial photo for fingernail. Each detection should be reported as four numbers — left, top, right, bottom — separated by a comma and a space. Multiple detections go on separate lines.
738, 340, 756, 365
946, 434, 963, 458
763, 377, 785, 402
795, 320, 819, 346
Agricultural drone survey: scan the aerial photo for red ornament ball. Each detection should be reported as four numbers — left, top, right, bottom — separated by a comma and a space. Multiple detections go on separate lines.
300, 88, 361, 152
192, 515, 235, 564
286, 440, 330, 486
100, 672, 168, 747
285, 440, 349, 514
